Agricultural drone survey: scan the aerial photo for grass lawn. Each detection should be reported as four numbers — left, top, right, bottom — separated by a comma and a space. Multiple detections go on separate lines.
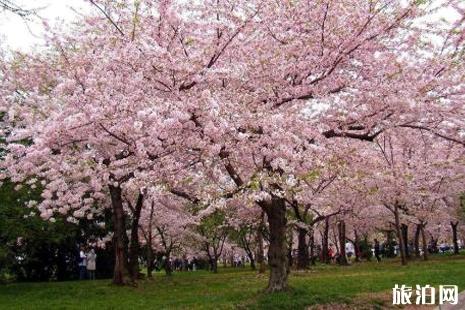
1, 255, 464, 309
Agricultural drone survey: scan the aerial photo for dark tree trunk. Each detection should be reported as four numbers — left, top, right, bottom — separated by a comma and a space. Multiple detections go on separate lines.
296, 227, 309, 269
451, 221, 460, 255
420, 222, 428, 261
128, 193, 144, 281
250, 256, 256, 270
322, 216, 330, 264
414, 223, 421, 258
309, 227, 316, 265
364, 235, 371, 261
287, 228, 293, 271
262, 197, 288, 293
354, 229, 361, 262
337, 220, 348, 265
146, 201, 155, 279
241, 235, 256, 270
146, 245, 154, 278
256, 213, 266, 273
332, 227, 340, 255
393, 204, 407, 266
401, 223, 410, 259
210, 257, 218, 273
164, 252, 172, 276
430, 236, 438, 253
109, 185, 131, 285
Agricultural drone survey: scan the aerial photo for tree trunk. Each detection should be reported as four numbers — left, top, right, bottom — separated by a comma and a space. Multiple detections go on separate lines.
128, 193, 144, 281
229, 251, 234, 267
146, 245, 154, 278
146, 201, 155, 279
210, 257, 218, 273
322, 216, 330, 264
337, 220, 348, 265
256, 213, 266, 273
262, 197, 288, 293
296, 227, 309, 269
309, 227, 316, 265
241, 236, 256, 270
354, 229, 361, 262
414, 223, 421, 258
393, 204, 407, 266
401, 223, 410, 259
332, 227, 340, 255
420, 221, 428, 261
287, 228, 293, 271
164, 252, 172, 276
250, 256, 256, 270
451, 221, 460, 255
109, 185, 131, 285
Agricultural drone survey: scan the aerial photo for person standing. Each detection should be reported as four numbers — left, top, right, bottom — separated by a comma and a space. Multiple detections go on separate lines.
374, 239, 381, 262
78, 246, 87, 280
328, 246, 334, 263
86, 248, 97, 280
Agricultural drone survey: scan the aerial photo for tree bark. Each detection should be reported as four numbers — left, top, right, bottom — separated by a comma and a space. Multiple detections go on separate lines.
420, 221, 428, 261
146, 245, 154, 278
322, 216, 330, 264
401, 223, 410, 259
262, 197, 288, 293
296, 227, 309, 269
256, 213, 266, 273
309, 227, 316, 265
250, 256, 256, 270
354, 229, 361, 262
109, 185, 131, 285
393, 204, 407, 266
229, 251, 234, 267
241, 234, 256, 270
451, 221, 460, 255
164, 252, 172, 276
287, 228, 293, 271
128, 193, 144, 281
337, 220, 348, 265
209, 256, 218, 273
146, 201, 155, 279
414, 223, 421, 258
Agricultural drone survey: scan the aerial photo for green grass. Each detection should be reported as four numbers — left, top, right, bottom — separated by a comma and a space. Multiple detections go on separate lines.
1, 255, 464, 309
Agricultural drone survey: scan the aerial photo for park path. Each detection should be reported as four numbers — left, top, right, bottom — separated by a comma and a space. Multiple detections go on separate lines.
435, 291, 465, 310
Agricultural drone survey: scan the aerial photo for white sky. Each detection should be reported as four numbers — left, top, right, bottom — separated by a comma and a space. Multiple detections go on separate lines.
0, 0, 90, 51
0, 1, 461, 52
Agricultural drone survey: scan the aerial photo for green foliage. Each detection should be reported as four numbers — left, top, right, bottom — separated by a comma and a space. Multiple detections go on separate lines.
414, 0, 429, 5
197, 210, 230, 245
0, 180, 113, 282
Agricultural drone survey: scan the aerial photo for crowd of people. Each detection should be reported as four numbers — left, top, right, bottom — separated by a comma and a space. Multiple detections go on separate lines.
165, 256, 198, 272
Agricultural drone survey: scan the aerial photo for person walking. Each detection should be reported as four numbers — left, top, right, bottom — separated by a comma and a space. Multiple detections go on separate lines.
374, 239, 381, 262
78, 246, 87, 280
86, 248, 97, 280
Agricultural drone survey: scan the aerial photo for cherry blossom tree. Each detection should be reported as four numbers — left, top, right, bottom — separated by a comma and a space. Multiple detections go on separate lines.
2, 0, 465, 292
139, 191, 195, 276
